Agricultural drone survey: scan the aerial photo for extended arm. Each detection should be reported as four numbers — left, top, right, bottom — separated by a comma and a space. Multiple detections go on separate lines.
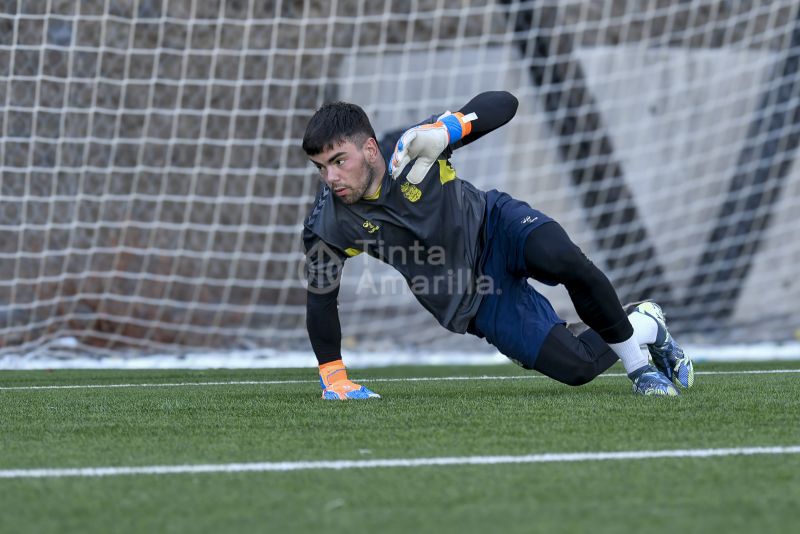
306, 287, 342, 365
304, 232, 380, 400
390, 91, 519, 183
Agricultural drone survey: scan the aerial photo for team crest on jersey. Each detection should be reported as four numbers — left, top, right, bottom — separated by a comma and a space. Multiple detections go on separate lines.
362, 219, 380, 234
401, 181, 422, 203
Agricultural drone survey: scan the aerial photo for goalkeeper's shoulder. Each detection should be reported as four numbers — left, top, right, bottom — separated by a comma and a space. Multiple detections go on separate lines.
304, 183, 333, 224
302, 183, 343, 242
302, 186, 337, 255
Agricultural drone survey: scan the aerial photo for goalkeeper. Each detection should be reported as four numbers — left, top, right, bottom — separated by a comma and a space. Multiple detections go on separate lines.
301, 91, 694, 399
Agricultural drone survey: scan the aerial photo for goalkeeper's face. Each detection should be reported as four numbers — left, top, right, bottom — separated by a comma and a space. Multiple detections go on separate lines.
308, 138, 382, 205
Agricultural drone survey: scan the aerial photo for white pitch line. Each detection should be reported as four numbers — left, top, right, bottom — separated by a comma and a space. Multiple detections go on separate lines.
1, 446, 799, 479
1, 368, 799, 391
0, 380, 311, 391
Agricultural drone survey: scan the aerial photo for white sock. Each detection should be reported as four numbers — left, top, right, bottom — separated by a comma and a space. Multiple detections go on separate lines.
628, 311, 659, 345
608, 312, 661, 375
608, 336, 649, 375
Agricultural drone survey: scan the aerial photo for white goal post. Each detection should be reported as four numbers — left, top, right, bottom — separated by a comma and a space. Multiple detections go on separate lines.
2, 0, 800, 365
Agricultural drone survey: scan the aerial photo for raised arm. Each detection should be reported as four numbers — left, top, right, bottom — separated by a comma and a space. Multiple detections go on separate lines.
389, 91, 519, 183
452, 90, 518, 149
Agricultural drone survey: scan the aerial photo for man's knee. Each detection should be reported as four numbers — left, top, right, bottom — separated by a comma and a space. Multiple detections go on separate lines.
533, 326, 606, 386
558, 363, 599, 387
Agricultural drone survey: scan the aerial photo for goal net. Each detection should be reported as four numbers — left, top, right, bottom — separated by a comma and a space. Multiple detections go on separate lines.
2, 0, 799, 365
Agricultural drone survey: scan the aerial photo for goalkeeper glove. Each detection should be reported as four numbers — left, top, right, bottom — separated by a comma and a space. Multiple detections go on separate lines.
319, 359, 380, 400
389, 111, 475, 184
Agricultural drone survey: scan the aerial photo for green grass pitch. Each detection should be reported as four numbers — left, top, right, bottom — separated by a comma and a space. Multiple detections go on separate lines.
1, 361, 799, 533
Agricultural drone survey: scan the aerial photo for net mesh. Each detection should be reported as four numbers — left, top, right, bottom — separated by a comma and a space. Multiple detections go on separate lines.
2, 0, 799, 359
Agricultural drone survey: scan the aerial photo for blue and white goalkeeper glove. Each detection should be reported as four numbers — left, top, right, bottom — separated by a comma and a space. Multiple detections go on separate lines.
390, 111, 475, 184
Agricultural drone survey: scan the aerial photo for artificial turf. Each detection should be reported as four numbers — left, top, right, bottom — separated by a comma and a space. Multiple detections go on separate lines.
1, 361, 799, 533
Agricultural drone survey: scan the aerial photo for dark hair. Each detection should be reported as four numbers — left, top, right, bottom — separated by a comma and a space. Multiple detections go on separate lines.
302, 102, 377, 156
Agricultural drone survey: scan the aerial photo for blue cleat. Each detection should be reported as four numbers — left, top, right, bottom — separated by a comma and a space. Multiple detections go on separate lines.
632, 301, 694, 389
629, 364, 680, 396
321, 380, 381, 400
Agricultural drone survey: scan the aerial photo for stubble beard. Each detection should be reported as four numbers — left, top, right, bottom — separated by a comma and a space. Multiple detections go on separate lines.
341, 159, 378, 205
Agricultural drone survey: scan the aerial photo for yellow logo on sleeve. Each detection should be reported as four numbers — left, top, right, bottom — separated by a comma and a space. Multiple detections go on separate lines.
439, 160, 456, 185
400, 181, 422, 202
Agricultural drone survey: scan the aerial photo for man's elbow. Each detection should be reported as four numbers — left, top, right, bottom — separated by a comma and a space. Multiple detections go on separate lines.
496, 90, 518, 117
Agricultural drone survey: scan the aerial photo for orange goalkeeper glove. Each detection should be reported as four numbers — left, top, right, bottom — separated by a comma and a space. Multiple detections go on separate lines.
319, 360, 380, 400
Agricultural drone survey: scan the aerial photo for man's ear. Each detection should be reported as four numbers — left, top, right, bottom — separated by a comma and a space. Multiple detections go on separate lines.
363, 137, 380, 163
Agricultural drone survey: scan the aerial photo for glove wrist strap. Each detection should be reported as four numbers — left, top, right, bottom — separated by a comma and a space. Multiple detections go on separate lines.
438, 112, 474, 144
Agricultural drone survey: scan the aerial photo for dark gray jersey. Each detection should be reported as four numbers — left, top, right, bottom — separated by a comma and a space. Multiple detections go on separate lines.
303, 92, 518, 362
303, 158, 487, 333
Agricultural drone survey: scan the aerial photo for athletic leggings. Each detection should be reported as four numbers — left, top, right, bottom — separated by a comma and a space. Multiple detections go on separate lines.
523, 222, 631, 386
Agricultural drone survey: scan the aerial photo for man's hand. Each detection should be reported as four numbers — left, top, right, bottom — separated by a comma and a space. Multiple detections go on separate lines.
319, 359, 380, 400
322, 380, 380, 400
390, 111, 475, 184
390, 122, 449, 184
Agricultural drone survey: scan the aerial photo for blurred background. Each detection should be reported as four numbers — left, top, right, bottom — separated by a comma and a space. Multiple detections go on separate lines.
1, 0, 799, 365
